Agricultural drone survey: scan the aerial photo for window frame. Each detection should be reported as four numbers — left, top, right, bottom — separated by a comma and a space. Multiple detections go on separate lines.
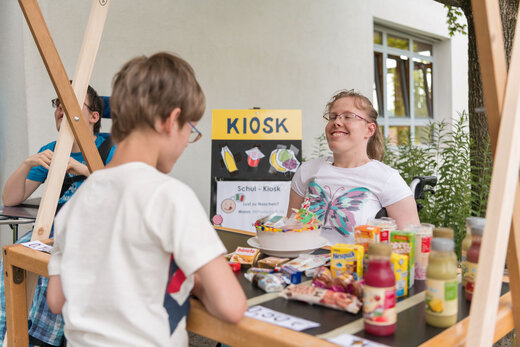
373, 26, 436, 144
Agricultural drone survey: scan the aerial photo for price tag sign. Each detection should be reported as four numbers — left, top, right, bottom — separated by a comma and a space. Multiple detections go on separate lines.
245, 305, 320, 331
328, 334, 390, 347
21, 240, 53, 254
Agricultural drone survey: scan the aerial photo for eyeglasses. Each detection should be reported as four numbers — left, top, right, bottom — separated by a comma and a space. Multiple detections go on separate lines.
51, 98, 94, 112
323, 111, 372, 124
188, 121, 202, 143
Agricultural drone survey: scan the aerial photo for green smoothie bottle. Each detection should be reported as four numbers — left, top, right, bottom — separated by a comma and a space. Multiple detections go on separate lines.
425, 238, 458, 328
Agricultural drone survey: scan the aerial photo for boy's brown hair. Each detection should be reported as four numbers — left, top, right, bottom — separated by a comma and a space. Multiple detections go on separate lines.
110, 52, 205, 143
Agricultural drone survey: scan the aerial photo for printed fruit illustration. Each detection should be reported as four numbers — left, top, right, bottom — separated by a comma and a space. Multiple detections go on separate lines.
429, 299, 443, 312
278, 149, 291, 162
269, 150, 287, 172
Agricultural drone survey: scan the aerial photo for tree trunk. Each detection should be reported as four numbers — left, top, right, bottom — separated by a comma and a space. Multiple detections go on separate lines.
436, 0, 518, 216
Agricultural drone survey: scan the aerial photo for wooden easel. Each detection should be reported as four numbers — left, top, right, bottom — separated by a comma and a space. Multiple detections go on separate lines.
467, 0, 520, 346
6, 0, 520, 346
3, 0, 110, 344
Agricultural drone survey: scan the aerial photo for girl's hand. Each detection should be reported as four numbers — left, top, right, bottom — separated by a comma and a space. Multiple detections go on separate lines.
67, 158, 90, 177
24, 149, 53, 169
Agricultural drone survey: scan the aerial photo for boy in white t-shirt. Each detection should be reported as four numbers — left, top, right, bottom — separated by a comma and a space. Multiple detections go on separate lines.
47, 52, 247, 346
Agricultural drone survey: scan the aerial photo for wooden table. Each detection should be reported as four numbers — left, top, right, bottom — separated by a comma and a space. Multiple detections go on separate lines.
2, 227, 515, 346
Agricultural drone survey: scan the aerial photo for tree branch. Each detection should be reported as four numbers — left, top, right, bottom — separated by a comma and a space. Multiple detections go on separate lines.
434, 0, 463, 7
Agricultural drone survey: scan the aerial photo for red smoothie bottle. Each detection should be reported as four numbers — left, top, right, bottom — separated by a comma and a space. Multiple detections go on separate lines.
363, 243, 396, 336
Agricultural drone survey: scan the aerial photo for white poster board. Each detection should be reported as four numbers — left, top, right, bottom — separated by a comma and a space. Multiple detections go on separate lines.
214, 181, 291, 232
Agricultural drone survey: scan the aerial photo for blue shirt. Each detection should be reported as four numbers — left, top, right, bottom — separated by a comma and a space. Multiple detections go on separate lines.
27, 133, 115, 209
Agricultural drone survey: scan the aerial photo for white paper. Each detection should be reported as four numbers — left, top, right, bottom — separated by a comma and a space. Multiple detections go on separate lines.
328, 334, 390, 347
214, 181, 291, 232
245, 305, 320, 331
21, 240, 53, 254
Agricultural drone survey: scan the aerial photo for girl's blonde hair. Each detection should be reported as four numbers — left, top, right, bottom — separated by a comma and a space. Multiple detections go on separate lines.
324, 89, 384, 161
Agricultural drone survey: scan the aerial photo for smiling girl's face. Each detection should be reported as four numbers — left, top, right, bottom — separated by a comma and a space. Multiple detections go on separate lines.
325, 96, 375, 156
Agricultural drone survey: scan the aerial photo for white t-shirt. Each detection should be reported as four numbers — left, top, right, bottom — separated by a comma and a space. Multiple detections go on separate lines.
291, 157, 412, 245
49, 162, 226, 347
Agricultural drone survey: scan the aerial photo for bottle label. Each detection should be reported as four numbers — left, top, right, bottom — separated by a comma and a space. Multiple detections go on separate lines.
421, 235, 432, 253
363, 285, 396, 326
464, 261, 478, 295
425, 278, 458, 316
461, 260, 468, 285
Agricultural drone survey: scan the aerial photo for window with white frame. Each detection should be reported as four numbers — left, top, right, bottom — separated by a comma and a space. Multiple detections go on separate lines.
373, 27, 434, 145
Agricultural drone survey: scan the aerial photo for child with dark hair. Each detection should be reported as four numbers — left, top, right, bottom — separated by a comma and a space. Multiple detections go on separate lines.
1, 85, 114, 346
47, 52, 246, 346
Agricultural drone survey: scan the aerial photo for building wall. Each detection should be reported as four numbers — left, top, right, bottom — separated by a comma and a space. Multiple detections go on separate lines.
0, 0, 467, 247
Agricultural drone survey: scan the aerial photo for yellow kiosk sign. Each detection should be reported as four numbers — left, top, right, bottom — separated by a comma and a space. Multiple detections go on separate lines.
212, 109, 302, 140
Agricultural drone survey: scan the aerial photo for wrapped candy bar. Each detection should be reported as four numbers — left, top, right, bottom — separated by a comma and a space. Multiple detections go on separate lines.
229, 247, 260, 266
280, 254, 330, 272
311, 266, 364, 299
312, 266, 333, 289
258, 256, 290, 269
280, 283, 362, 314
252, 274, 287, 293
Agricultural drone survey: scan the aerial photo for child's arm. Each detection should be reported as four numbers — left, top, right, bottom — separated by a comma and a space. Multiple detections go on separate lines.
386, 195, 421, 229
47, 275, 66, 314
191, 255, 247, 324
286, 188, 304, 217
1, 150, 52, 206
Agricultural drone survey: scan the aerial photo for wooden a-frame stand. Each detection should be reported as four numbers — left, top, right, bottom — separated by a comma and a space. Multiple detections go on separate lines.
3, 0, 520, 346
3, 0, 110, 345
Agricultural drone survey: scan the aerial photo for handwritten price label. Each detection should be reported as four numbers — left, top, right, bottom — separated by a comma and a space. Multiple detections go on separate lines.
21, 240, 53, 254
245, 305, 320, 331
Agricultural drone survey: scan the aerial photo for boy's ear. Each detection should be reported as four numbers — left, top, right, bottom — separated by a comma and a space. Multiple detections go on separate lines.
164, 107, 182, 134
89, 111, 100, 125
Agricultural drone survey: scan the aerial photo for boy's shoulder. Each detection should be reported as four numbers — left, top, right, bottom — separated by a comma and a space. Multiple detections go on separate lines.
93, 162, 194, 197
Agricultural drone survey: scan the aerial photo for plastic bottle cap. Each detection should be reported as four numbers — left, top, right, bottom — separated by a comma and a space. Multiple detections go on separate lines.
431, 237, 454, 252
368, 243, 392, 257
466, 216, 485, 228
471, 223, 484, 236
432, 227, 454, 239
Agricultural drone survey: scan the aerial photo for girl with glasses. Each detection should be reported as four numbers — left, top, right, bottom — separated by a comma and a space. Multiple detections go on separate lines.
288, 90, 420, 245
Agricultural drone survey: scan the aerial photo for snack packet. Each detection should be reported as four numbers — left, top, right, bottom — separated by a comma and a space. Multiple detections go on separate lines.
258, 256, 290, 269
280, 283, 362, 314
312, 266, 364, 299
252, 274, 287, 293
280, 253, 329, 272
330, 244, 364, 280
355, 225, 382, 251
229, 247, 260, 266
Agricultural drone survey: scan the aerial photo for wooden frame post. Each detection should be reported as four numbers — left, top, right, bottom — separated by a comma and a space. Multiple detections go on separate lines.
4, 0, 110, 345
467, 1, 520, 345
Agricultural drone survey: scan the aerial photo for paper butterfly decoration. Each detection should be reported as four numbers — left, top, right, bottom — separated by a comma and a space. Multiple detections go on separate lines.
307, 181, 369, 236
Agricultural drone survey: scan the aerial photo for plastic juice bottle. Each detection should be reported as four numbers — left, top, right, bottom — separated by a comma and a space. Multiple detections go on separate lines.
425, 238, 458, 328
363, 243, 396, 336
433, 227, 454, 240
465, 223, 484, 301
432, 228, 457, 263
411, 223, 433, 280
461, 217, 485, 287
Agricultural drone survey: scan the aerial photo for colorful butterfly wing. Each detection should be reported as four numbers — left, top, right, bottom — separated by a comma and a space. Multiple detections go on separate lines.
307, 181, 330, 222
329, 187, 370, 236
